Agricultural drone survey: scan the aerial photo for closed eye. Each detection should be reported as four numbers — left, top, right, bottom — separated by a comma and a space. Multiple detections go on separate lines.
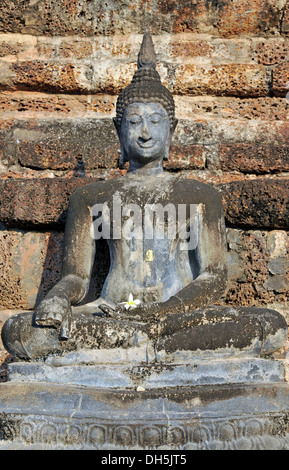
150, 113, 162, 123
129, 115, 142, 124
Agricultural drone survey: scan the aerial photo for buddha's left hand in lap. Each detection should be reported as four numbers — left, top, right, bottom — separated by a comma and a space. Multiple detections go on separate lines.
113, 296, 183, 322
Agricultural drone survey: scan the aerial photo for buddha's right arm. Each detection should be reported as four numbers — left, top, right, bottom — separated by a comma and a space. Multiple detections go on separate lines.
34, 275, 87, 336
35, 187, 96, 333
38, 274, 88, 306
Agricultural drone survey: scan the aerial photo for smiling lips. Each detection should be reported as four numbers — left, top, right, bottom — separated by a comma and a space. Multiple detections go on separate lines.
138, 138, 155, 148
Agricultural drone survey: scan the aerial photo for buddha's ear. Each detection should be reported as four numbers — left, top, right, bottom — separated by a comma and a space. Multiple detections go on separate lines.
170, 118, 178, 136
119, 147, 129, 168
163, 142, 170, 161
164, 119, 178, 161
113, 118, 127, 167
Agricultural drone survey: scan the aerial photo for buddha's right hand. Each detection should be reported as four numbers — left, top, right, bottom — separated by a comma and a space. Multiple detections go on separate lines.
35, 294, 72, 339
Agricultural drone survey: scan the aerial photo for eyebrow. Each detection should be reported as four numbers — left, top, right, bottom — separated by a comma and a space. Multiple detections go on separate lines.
126, 110, 167, 118
126, 111, 142, 116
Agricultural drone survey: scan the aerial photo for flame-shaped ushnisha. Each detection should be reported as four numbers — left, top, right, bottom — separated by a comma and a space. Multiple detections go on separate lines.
137, 30, 157, 69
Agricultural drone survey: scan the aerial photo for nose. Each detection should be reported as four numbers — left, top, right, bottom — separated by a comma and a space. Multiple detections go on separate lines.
139, 120, 151, 141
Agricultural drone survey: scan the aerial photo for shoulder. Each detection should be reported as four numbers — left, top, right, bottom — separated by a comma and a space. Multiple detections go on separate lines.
69, 177, 124, 205
172, 176, 222, 205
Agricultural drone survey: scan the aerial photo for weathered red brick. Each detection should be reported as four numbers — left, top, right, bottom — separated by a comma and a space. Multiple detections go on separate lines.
91, 63, 138, 95
0, 230, 64, 309
2, 59, 269, 97
0, 42, 24, 57
1, 118, 288, 175
86, 95, 116, 114
255, 39, 289, 65
217, 143, 289, 174
0, 91, 116, 116
175, 96, 289, 121
222, 229, 289, 307
2, 118, 119, 171
57, 39, 93, 59
209, 120, 289, 146
0, 0, 285, 37
1, 176, 288, 230
0, 0, 95, 36
0, 177, 99, 227
218, 179, 289, 229
217, 0, 284, 38
1, 59, 137, 95
272, 63, 289, 96
35, 37, 94, 60
0, 34, 285, 68
170, 40, 213, 59
0, 35, 283, 97
173, 64, 268, 97
175, 120, 289, 151
0, 228, 110, 309
164, 145, 206, 170
0, 93, 72, 114
0, 92, 288, 123
12, 61, 84, 93
158, 0, 285, 36
166, 0, 209, 34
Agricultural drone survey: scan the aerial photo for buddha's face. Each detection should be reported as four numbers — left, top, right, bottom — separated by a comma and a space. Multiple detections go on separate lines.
120, 102, 171, 167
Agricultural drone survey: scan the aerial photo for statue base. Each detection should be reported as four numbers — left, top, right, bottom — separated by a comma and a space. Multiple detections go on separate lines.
1, 352, 289, 450
0, 381, 289, 450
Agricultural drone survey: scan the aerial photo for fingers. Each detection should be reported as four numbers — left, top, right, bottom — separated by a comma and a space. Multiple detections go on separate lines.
34, 295, 72, 338
35, 305, 63, 328
35, 316, 61, 328
60, 313, 72, 339
99, 304, 116, 316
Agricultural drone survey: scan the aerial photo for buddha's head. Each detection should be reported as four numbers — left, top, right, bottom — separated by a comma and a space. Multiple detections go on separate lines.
114, 33, 178, 169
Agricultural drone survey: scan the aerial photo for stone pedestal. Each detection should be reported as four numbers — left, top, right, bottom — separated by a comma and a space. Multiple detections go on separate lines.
1, 349, 289, 450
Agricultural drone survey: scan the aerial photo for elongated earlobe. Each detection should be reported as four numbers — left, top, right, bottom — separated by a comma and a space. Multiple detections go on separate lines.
113, 118, 127, 168
119, 146, 128, 168
164, 119, 178, 161
163, 141, 170, 161
171, 118, 178, 134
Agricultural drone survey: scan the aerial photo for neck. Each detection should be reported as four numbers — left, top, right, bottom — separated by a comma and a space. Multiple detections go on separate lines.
128, 159, 164, 175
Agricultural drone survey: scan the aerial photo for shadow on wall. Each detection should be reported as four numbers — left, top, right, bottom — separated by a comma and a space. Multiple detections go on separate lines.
33, 162, 111, 308
35, 235, 111, 308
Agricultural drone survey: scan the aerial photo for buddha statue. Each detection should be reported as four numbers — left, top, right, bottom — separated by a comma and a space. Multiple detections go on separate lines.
2, 33, 287, 361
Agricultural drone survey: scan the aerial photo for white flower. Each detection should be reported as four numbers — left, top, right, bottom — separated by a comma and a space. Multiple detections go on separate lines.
120, 293, 141, 310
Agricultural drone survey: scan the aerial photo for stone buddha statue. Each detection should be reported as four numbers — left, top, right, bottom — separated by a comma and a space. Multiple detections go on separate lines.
2, 33, 287, 361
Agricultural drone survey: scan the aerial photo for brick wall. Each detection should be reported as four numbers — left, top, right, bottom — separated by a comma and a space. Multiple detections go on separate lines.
0, 1, 288, 342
